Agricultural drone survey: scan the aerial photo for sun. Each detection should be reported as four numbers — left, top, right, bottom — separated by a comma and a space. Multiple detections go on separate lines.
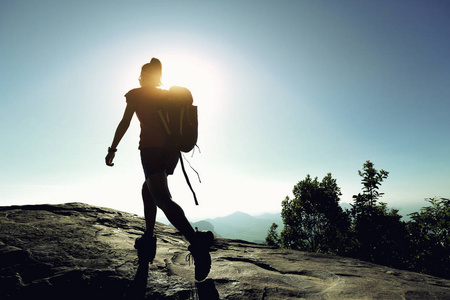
159, 54, 222, 108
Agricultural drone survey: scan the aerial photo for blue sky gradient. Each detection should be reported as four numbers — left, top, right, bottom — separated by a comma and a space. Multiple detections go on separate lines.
1, 1, 449, 221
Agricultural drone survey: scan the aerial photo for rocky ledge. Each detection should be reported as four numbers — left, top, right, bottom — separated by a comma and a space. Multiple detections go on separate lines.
1, 202, 449, 299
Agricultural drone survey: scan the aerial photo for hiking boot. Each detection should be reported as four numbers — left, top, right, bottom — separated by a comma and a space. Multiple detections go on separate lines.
134, 234, 157, 264
187, 230, 214, 281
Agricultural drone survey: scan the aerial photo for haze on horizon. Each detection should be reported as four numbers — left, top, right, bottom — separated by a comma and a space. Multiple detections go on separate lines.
1, 1, 449, 222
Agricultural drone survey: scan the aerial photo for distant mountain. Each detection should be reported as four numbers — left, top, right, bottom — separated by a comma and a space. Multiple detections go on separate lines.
190, 202, 425, 244
190, 220, 221, 238
193, 203, 353, 244
193, 211, 283, 244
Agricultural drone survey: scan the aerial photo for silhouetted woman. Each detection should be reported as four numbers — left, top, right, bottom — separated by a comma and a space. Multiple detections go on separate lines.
105, 58, 212, 281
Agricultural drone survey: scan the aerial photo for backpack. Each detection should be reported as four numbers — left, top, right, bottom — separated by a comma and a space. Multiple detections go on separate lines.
157, 86, 198, 153
157, 86, 200, 205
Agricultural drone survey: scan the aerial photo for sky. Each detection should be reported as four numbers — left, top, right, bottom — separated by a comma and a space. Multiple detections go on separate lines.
1, 1, 449, 223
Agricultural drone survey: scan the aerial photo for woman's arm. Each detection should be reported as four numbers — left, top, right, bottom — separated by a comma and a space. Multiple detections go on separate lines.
105, 104, 135, 166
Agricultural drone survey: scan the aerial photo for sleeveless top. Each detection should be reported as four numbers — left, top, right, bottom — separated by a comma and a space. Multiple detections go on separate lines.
125, 87, 169, 149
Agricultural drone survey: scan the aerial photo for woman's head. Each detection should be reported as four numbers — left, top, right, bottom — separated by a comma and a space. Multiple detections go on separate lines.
139, 58, 162, 87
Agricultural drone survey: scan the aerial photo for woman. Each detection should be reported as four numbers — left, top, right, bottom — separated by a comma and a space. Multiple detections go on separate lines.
105, 58, 212, 281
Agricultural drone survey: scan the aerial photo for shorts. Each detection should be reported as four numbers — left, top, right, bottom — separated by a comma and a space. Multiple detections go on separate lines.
140, 147, 179, 179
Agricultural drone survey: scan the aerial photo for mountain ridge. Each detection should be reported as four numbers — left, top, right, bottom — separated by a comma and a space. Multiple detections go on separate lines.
1, 202, 449, 299
192, 211, 283, 243
190, 201, 419, 243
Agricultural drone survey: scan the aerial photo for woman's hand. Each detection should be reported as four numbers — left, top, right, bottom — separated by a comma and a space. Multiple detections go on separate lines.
105, 152, 115, 166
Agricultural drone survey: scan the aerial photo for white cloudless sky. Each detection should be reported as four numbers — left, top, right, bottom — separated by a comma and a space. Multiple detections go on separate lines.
1, 0, 449, 222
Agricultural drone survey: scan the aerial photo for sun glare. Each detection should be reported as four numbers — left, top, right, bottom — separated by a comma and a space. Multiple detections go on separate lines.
159, 54, 222, 108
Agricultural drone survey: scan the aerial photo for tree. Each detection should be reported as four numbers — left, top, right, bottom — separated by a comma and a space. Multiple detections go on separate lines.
352, 160, 389, 213
265, 223, 281, 247
407, 197, 450, 278
350, 161, 408, 268
280, 173, 349, 254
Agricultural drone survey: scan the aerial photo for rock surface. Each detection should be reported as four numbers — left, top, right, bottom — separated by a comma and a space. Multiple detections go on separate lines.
1, 202, 449, 299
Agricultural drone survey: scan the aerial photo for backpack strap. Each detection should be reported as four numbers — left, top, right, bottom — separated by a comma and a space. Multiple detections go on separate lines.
179, 108, 185, 136
157, 109, 172, 135
179, 152, 199, 205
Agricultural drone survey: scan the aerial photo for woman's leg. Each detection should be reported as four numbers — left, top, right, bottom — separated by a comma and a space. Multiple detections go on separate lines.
141, 181, 157, 236
146, 171, 213, 281
145, 171, 195, 243
136, 181, 158, 264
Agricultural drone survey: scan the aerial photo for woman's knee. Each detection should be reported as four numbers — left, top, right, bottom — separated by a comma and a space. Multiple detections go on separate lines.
154, 194, 174, 211
142, 182, 151, 197
145, 173, 170, 200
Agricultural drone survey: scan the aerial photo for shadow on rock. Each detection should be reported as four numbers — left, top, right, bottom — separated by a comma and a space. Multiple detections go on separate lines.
196, 279, 220, 300
124, 262, 149, 300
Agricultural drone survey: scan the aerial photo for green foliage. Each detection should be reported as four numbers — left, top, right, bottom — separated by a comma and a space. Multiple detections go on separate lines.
265, 223, 281, 247
349, 161, 409, 268
352, 160, 389, 212
280, 173, 349, 254
271, 160, 448, 279
407, 197, 450, 278
350, 202, 409, 267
